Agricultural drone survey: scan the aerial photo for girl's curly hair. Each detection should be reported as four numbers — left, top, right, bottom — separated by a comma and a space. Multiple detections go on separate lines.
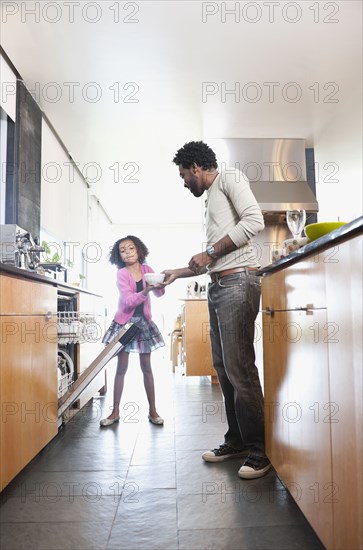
172, 141, 218, 170
109, 235, 149, 268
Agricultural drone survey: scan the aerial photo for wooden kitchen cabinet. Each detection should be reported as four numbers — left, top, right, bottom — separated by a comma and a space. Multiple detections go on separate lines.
261, 235, 363, 550
0, 267, 107, 490
262, 263, 333, 548
0, 273, 58, 490
180, 299, 217, 381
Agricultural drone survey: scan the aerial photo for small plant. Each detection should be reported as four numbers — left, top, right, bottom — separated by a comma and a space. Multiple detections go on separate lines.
66, 257, 86, 282
41, 240, 60, 263
42, 241, 86, 283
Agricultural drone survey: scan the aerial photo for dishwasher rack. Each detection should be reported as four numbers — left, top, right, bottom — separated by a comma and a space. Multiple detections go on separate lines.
57, 311, 102, 345
58, 348, 74, 398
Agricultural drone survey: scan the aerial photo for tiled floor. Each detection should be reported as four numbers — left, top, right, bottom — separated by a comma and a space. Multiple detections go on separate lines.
0, 349, 325, 549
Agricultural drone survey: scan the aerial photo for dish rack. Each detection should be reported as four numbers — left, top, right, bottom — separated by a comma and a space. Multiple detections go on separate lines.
57, 311, 101, 345
58, 349, 74, 398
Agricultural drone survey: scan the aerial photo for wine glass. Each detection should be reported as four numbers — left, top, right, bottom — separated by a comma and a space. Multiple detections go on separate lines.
286, 209, 306, 241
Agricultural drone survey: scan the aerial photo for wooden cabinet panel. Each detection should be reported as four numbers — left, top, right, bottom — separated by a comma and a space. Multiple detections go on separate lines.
0, 275, 56, 314
262, 258, 326, 312
181, 300, 216, 378
263, 307, 333, 549
262, 308, 289, 473
0, 274, 58, 490
323, 236, 363, 550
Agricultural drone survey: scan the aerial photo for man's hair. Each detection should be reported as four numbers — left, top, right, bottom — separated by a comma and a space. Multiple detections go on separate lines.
109, 235, 149, 268
172, 141, 218, 170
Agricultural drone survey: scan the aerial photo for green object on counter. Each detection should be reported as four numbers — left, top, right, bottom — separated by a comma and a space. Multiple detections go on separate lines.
305, 222, 346, 241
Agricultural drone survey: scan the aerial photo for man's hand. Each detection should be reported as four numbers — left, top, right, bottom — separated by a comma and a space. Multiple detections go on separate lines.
161, 266, 198, 285
161, 269, 179, 285
188, 251, 210, 274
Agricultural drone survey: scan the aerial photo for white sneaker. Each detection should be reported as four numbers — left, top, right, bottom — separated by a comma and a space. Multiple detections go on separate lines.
202, 444, 248, 462
238, 454, 271, 479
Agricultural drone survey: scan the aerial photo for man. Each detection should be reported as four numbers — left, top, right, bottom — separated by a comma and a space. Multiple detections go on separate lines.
163, 141, 271, 479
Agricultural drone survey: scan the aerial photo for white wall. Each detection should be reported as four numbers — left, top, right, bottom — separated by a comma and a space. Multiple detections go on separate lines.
313, 109, 362, 222
86, 193, 113, 297
0, 53, 16, 122
41, 118, 114, 287
40, 119, 89, 280
0, 53, 17, 224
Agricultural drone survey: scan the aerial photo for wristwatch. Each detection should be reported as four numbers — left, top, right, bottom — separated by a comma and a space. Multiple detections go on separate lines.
206, 245, 218, 260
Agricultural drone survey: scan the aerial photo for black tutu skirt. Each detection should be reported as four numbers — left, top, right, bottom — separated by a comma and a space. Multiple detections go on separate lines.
102, 315, 165, 354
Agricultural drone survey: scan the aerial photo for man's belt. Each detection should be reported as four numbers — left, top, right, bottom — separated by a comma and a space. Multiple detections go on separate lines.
210, 267, 258, 283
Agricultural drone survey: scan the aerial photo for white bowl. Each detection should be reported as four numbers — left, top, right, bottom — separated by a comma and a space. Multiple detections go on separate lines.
144, 273, 165, 285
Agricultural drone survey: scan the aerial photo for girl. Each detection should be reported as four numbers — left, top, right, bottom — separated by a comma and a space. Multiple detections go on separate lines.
100, 235, 165, 427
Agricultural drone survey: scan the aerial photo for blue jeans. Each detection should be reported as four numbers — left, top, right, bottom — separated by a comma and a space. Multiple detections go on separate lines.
208, 270, 265, 456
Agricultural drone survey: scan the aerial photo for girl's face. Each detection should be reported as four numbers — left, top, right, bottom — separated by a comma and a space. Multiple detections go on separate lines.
119, 239, 139, 265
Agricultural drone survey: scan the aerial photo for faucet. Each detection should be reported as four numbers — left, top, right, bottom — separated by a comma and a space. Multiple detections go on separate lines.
16, 233, 45, 270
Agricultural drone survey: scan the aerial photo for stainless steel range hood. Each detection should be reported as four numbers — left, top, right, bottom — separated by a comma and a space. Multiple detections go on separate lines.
205, 138, 319, 213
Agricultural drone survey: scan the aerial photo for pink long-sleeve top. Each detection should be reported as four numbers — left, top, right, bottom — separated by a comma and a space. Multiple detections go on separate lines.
114, 264, 165, 325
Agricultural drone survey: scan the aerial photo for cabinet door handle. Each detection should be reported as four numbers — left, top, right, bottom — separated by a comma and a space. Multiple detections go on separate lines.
265, 306, 274, 316
263, 304, 320, 316
294, 304, 314, 315
44, 311, 53, 321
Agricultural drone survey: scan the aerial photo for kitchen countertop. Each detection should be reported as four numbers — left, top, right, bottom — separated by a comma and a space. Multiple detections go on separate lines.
0, 262, 102, 297
258, 215, 363, 275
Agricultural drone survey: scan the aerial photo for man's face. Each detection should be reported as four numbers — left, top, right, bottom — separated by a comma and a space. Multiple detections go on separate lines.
178, 164, 204, 197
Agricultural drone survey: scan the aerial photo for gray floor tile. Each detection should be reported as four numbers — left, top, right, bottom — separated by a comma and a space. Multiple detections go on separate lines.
130, 446, 176, 466
3, 470, 128, 499
177, 491, 308, 530
174, 412, 228, 435
0, 495, 118, 523
0, 522, 111, 550
108, 489, 178, 549
126, 462, 176, 489
178, 524, 325, 550
175, 433, 225, 451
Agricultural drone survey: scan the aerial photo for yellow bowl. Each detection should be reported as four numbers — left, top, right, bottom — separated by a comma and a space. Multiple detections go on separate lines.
304, 222, 346, 241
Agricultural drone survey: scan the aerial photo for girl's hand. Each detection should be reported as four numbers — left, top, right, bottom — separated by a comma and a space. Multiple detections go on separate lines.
143, 283, 153, 295
143, 282, 163, 295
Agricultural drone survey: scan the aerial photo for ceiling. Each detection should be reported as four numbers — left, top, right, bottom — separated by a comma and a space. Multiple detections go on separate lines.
1, 1, 362, 223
